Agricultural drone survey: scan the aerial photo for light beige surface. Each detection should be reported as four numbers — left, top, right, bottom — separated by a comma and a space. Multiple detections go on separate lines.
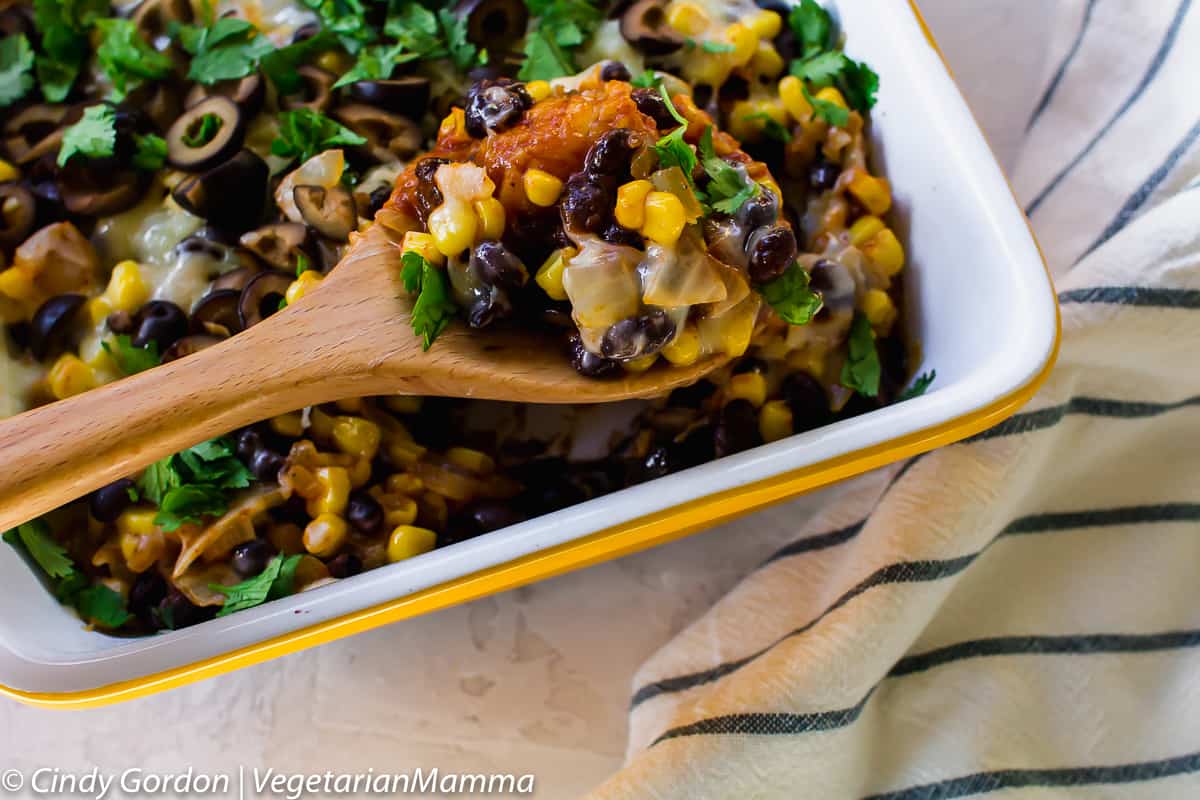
0, 3, 1054, 797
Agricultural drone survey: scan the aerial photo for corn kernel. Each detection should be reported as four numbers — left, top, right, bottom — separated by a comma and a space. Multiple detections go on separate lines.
381, 494, 418, 527
0, 159, 19, 182
862, 289, 898, 335
473, 196, 506, 239
104, 260, 149, 312
751, 43, 785, 79
417, 491, 448, 529
815, 86, 849, 110
861, 227, 905, 276
725, 371, 767, 407
624, 354, 657, 373
662, 324, 701, 366
446, 446, 494, 475
524, 168, 564, 207
0, 266, 37, 305
84, 296, 114, 326
525, 80, 551, 102
267, 522, 305, 555
285, 270, 323, 305
758, 400, 794, 442
779, 76, 813, 123
615, 179, 654, 230
667, 1, 710, 35
847, 172, 892, 215
331, 416, 381, 461
747, 8, 782, 38
48, 354, 95, 399
335, 397, 364, 414
535, 247, 572, 301
642, 191, 686, 246
438, 107, 467, 140
303, 512, 348, 558
848, 215, 886, 247
116, 507, 158, 536
725, 22, 759, 66
307, 465, 351, 517
387, 438, 427, 467
428, 204, 477, 256
385, 395, 423, 415
270, 411, 305, 438
401, 231, 445, 266
348, 455, 371, 488
387, 524, 437, 563
387, 474, 424, 495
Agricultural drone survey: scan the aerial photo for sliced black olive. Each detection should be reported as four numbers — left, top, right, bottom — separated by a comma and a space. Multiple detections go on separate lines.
239, 223, 309, 271
172, 149, 269, 235
132, 0, 192, 50
333, 104, 422, 162
455, 0, 529, 56
190, 289, 243, 336
0, 5, 35, 38
0, 183, 36, 249
281, 66, 335, 112
3, 104, 73, 166
124, 81, 184, 133
161, 333, 222, 362
293, 185, 357, 241
620, 0, 683, 56
186, 73, 266, 118
29, 293, 85, 361
238, 270, 293, 328
210, 264, 262, 292
133, 300, 189, 351
346, 78, 432, 118
58, 162, 147, 216
166, 96, 245, 172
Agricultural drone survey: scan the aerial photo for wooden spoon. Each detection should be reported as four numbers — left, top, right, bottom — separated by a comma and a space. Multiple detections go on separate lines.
0, 223, 721, 533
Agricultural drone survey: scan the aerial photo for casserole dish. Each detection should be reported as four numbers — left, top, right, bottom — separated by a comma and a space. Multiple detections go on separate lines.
0, 0, 1058, 707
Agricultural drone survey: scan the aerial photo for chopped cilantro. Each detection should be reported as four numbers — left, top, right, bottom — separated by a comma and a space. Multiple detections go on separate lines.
137, 436, 255, 532
57, 104, 116, 166
270, 109, 367, 165
3, 519, 75, 579
380, 2, 480, 72
654, 126, 697, 184
181, 113, 222, 147
174, 16, 275, 85
518, 29, 573, 81
302, 0, 373, 53
260, 30, 337, 94
742, 112, 792, 142
332, 42, 417, 89
211, 553, 304, 616
786, 0, 879, 111
803, 85, 849, 127
155, 484, 228, 531
400, 251, 457, 350
132, 133, 167, 171
841, 312, 881, 396
94, 18, 173, 97
898, 370, 936, 401
102, 334, 161, 374
33, 0, 109, 102
631, 69, 657, 89
518, 0, 602, 80
75, 584, 133, 628
698, 126, 759, 214
790, 50, 846, 85
838, 57, 880, 111
438, 8, 478, 70
699, 39, 735, 54
758, 263, 823, 326
789, 0, 833, 59
295, 251, 311, 278
0, 34, 35, 107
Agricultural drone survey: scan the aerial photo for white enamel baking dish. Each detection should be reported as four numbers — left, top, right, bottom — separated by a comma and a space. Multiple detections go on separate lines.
0, 0, 1058, 707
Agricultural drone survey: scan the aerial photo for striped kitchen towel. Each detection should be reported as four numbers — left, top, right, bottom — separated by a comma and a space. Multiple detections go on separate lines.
590, 1, 1200, 797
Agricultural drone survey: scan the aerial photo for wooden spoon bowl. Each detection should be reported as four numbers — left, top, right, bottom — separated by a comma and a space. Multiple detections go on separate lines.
0, 223, 721, 533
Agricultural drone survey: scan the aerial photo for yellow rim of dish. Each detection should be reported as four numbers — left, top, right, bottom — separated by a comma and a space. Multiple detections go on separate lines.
0, 2, 1062, 709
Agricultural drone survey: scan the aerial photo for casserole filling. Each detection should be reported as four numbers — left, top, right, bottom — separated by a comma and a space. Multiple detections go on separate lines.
0, 0, 926, 633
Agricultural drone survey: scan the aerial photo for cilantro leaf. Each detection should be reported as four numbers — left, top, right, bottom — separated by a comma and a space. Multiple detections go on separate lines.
400, 251, 457, 350
102, 334, 160, 374
841, 312, 881, 396
743, 112, 792, 142
259, 30, 337, 94
631, 69, 657, 88
181, 113, 222, 148
838, 57, 880, 111
132, 133, 167, 171
271, 108, 367, 165
518, 0, 602, 80
699, 39, 735, 54
211, 553, 304, 616
0, 34, 36, 107
698, 126, 759, 214
790, 50, 846, 85
653, 126, 697, 183
898, 370, 936, 401
438, 8, 478, 71
175, 17, 275, 85
155, 484, 228, 531
33, 0, 108, 101
518, 29, 574, 81
57, 104, 117, 166
303, 0, 372, 53
136, 436, 253, 530
789, 0, 833, 58
138, 459, 180, 506
94, 18, 174, 97
758, 262, 823, 326
331, 42, 417, 89
4, 519, 75, 580
803, 85, 849, 127
75, 584, 133, 628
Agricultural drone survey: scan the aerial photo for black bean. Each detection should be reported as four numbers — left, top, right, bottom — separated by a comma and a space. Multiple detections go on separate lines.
465, 285, 513, 328
630, 446, 672, 483
473, 240, 528, 289
584, 129, 643, 182
413, 157, 450, 221
327, 552, 363, 579
714, 399, 762, 457
129, 570, 167, 626
29, 293, 85, 361
466, 500, 526, 534
346, 491, 384, 534
601, 308, 676, 361
174, 235, 227, 261
235, 428, 264, 462
668, 380, 717, 409
672, 423, 716, 468
599, 60, 632, 82
718, 74, 751, 108
601, 223, 644, 248
366, 185, 391, 217
809, 158, 840, 191
249, 448, 285, 482
740, 188, 779, 229
567, 331, 622, 378
782, 371, 832, 432
132, 300, 188, 351
631, 87, 675, 130
747, 225, 798, 283
464, 78, 533, 138
560, 173, 614, 234
157, 590, 214, 630
231, 538, 275, 578
89, 478, 136, 523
